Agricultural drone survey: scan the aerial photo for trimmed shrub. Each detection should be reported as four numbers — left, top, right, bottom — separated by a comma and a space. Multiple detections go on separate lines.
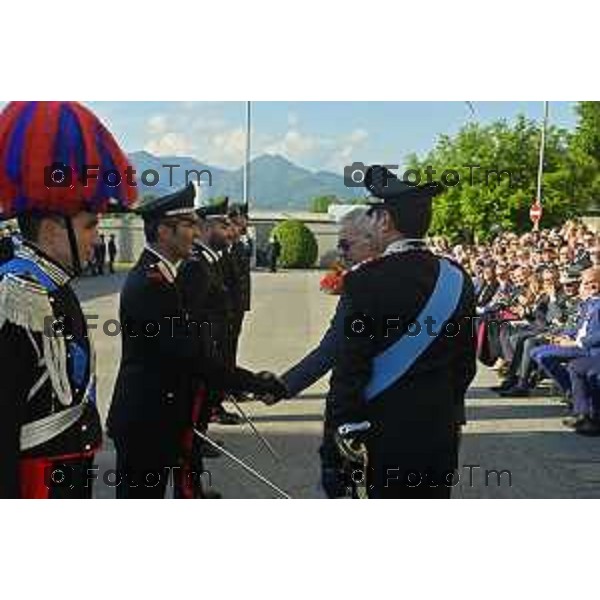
271, 219, 318, 268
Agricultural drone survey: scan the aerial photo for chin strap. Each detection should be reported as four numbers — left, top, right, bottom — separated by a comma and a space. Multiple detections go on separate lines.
63, 216, 82, 276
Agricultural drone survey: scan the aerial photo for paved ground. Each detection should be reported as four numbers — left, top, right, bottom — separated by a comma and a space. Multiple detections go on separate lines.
75, 269, 600, 499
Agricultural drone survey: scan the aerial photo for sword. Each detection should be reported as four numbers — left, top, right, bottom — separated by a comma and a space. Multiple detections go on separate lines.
193, 427, 292, 499
226, 394, 282, 463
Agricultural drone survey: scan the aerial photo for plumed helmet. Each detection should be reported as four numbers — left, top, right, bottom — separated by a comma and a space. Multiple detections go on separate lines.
0, 101, 137, 219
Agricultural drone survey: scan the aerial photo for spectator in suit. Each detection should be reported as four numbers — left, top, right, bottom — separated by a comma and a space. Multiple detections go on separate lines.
268, 234, 281, 273
530, 267, 600, 399
94, 235, 107, 275
494, 269, 576, 396
476, 265, 499, 310
108, 234, 117, 273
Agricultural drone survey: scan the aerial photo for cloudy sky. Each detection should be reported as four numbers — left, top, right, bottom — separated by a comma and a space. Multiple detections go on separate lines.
1, 101, 578, 175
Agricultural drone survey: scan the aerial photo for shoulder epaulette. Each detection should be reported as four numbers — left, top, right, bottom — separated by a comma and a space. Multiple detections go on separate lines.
0, 272, 53, 333
200, 248, 216, 265
0, 271, 74, 406
146, 261, 175, 285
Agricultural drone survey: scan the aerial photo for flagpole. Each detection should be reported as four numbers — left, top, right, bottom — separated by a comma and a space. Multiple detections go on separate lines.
243, 101, 251, 208
534, 101, 549, 231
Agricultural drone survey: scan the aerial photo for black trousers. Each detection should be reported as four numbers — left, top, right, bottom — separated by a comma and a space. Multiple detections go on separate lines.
365, 432, 460, 499
319, 396, 347, 498
114, 441, 171, 499
230, 312, 245, 364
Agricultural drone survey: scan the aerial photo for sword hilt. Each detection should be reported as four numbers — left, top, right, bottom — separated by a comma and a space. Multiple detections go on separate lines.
335, 421, 372, 465
337, 420, 372, 439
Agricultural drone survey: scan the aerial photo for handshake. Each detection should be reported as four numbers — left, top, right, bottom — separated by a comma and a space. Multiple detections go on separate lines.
251, 371, 290, 406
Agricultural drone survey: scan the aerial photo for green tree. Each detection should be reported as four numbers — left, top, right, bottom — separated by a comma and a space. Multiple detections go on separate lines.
570, 101, 600, 211
407, 115, 587, 242
310, 195, 337, 213
573, 102, 600, 159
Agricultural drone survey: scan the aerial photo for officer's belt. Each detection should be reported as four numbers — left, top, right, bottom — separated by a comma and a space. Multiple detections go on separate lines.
364, 258, 464, 402
20, 377, 96, 451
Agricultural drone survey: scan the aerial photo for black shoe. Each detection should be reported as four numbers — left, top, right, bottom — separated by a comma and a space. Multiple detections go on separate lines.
228, 392, 252, 403
213, 408, 243, 425
499, 384, 530, 397
575, 418, 600, 436
562, 414, 586, 429
527, 372, 542, 388
491, 377, 518, 393
201, 489, 223, 499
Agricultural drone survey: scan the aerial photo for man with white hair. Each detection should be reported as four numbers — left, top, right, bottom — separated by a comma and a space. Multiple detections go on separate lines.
260, 207, 380, 497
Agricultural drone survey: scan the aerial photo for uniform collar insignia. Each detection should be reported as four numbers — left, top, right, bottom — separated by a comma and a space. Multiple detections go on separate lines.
145, 245, 180, 282
383, 238, 428, 256
195, 241, 220, 262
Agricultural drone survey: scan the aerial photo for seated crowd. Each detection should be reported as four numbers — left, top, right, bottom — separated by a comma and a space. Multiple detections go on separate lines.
429, 220, 600, 436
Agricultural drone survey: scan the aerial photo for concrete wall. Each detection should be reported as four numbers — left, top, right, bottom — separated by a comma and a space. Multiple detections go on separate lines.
99, 215, 145, 264
99, 213, 341, 268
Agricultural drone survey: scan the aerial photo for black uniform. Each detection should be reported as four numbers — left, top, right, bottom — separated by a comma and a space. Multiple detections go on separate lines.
108, 237, 117, 274
220, 246, 245, 366
232, 238, 252, 311
331, 248, 477, 498
0, 241, 102, 498
107, 248, 263, 498
178, 241, 236, 429
229, 237, 252, 359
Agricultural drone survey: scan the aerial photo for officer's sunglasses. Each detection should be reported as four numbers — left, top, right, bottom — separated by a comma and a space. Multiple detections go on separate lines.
337, 239, 352, 252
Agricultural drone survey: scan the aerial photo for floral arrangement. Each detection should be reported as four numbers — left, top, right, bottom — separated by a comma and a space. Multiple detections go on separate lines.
320, 262, 346, 295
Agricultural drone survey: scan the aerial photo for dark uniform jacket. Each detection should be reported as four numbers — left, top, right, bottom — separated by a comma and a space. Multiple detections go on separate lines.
221, 247, 243, 316
178, 242, 232, 362
107, 248, 259, 465
230, 238, 252, 313
0, 242, 101, 498
330, 247, 477, 486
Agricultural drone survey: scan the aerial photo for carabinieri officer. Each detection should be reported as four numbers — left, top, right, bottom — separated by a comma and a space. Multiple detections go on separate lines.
0, 101, 136, 498
107, 184, 285, 498
331, 165, 477, 499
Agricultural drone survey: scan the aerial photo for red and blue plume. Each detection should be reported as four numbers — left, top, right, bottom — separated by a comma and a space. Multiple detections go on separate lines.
0, 101, 137, 219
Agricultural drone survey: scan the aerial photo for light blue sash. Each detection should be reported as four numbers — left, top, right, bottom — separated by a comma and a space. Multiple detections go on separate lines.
364, 258, 464, 401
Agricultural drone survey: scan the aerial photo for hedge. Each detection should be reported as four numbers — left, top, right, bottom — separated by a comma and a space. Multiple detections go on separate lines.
271, 219, 318, 268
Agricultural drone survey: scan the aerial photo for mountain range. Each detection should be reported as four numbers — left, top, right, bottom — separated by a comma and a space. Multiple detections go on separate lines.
129, 151, 363, 209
